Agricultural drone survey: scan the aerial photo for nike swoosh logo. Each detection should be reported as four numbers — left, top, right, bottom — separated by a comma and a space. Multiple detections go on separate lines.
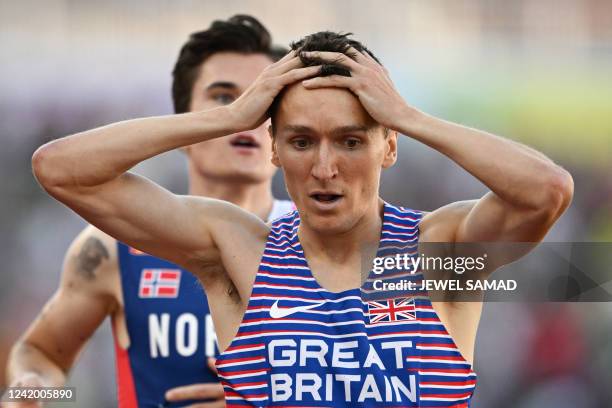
269, 300, 324, 319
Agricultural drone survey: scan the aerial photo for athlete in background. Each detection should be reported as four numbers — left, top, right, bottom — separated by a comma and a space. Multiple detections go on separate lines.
5, 15, 291, 408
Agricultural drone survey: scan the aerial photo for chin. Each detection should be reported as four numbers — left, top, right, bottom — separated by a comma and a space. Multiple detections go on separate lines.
227, 164, 269, 182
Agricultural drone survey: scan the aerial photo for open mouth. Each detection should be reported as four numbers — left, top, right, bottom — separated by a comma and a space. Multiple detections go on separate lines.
230, 134, 260, 149
310, 193, 343, 203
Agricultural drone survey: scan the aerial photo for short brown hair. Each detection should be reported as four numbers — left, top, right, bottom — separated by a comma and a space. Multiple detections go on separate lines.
172, 15, 286, 114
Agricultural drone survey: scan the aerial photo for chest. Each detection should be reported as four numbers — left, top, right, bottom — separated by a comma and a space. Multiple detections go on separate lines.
305, 256, 366, 293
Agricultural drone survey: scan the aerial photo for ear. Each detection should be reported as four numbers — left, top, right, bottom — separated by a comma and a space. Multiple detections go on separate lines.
381, 130, 398, 169
268, 125, 281, 167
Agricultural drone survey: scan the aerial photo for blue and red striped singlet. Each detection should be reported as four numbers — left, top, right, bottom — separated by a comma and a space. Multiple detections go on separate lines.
216, 202, 477, 407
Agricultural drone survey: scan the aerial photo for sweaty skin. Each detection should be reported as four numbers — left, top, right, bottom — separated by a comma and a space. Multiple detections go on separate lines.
6, 52, 283, 408
29, 47, 572, 376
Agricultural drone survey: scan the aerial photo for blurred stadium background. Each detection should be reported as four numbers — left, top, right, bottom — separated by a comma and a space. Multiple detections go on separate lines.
1, 0, 611, 406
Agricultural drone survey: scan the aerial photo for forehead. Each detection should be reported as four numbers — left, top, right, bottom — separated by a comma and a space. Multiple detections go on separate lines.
194, 52, 273, 90
276, 83, 377, 133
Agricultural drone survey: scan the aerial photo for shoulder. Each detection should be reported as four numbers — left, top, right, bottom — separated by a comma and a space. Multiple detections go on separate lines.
68, 225, 118, 268
181, 197, 270, 275
75, 224, 118, 250
191, 200, 272, 304
61, 225, 120, 301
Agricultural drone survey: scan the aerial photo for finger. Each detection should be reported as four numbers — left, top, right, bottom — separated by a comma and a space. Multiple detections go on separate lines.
301, 75, 353, 90
300, 51, 363, 72
269, 56, 304, 75
277, 65, 322, 86
346, 46, 371, 65
264, 51, 300, 75
349, 46, 386, 74
165, 383, 225, 401
207, 357, 218, 375
354, 49, 393, 87
275, 49, 297, 64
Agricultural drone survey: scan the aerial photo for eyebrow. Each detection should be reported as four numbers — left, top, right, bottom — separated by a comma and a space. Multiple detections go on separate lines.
281, 124, 371, 135
205, 81, 239, 91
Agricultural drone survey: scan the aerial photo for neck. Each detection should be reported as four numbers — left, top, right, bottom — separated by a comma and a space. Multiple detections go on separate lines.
299, 199, 384, 264
187, 167, 274, 221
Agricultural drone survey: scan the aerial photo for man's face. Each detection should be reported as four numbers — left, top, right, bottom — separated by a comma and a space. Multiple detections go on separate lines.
187, 52, 277, 184
272, 84, 397, 234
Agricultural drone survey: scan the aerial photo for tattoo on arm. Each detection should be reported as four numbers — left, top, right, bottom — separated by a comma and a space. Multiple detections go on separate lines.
76, 237, 109, 280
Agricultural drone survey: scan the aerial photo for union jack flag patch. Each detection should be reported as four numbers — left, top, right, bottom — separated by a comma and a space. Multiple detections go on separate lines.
138, 269, 181, 298
367, 297, 416, 324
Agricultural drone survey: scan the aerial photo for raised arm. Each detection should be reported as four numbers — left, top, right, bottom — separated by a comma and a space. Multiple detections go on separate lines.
31, 108, 238, 268
31, 52, 320, 269
399, 112, 573, 243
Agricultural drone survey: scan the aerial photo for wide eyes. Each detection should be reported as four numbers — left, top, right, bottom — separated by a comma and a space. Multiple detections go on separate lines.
344, 138, 362, 149
289, 136, 363, 150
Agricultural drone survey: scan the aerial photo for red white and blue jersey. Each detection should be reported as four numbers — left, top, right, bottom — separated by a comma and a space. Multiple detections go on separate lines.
113, 200, 294, 407
216, 202, 477, 407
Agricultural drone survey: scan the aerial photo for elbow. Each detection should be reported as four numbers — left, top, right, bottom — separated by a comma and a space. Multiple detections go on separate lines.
31, 144, 50, 186
31, 141, 71, 194
539, 166, 574, 221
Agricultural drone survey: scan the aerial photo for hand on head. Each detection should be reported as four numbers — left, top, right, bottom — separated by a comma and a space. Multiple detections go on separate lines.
300, 47, 409, 130
228, 50, 321, 131
227, 31, 411, 137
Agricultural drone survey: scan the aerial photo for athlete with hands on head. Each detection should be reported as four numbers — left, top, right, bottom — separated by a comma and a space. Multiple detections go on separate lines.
31, 31, 573, 406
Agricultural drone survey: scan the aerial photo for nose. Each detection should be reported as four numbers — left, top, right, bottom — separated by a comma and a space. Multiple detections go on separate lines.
311, 141, 338, 181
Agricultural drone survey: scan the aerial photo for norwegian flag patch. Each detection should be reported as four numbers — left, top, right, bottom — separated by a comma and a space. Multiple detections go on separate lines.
138, 269, 181, 298
367, 297, 416, 324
